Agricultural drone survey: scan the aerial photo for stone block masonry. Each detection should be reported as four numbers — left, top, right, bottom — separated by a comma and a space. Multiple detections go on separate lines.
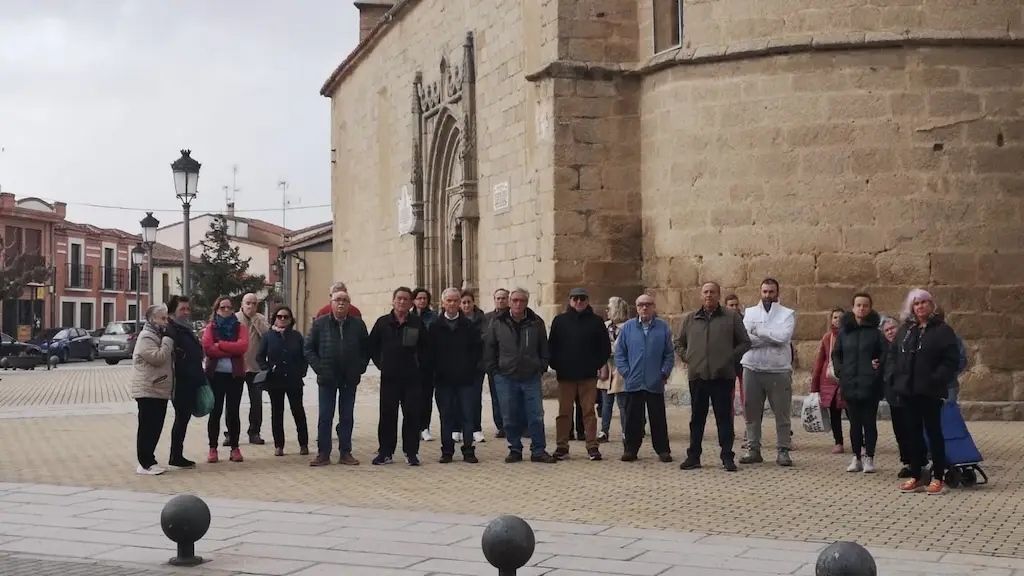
642, 45, 1024, 404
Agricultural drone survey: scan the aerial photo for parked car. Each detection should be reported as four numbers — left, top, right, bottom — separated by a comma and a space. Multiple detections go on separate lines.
96, 321, 139, 365
90, 328, 105, 348
0, 332, 45, 369
30, 328, 96, 363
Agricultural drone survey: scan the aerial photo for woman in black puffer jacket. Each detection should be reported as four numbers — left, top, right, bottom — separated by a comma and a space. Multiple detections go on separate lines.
832, 293, 887, 475
886, 289, 960, 496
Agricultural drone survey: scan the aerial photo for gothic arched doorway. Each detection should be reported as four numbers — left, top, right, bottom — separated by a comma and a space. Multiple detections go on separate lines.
411, 32, 479, 298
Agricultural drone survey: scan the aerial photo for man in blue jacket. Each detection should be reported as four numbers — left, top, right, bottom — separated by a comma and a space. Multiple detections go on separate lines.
614, 293, 676, 463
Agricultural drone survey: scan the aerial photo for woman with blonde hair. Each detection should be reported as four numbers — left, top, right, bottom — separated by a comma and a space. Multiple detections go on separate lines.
810, 307, 846, 453
599, 296, 637, 441
887, 289, 960, 495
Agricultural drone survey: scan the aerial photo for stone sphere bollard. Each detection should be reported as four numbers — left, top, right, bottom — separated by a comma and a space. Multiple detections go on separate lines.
47, 355, 60, 369
160, 494, 212, 567
481, 515, 536, 576
815, 541, 877, 576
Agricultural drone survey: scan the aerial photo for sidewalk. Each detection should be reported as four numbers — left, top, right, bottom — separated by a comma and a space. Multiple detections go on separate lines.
1, 483, 1023, 576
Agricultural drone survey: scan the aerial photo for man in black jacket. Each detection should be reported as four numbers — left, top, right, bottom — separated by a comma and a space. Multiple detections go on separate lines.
166, 295, 203, 469
368, 286, 429, 466
304, 286, 370, 467
548, 288, 611, 461
429, 287, 483, 463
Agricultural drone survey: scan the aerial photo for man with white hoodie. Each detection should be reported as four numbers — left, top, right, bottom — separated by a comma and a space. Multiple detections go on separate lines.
739, 278, 796, 467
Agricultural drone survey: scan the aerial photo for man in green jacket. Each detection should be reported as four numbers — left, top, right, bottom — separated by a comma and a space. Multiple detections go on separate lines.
674, 282, 751, 472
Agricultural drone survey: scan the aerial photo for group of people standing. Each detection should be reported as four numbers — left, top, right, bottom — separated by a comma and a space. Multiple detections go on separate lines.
128, 275, 966, 495
809, 288, 966, 494
130, 292, 312, 474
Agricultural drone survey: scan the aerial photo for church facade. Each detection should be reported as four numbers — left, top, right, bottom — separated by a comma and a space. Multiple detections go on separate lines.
323, 0, 1024, 413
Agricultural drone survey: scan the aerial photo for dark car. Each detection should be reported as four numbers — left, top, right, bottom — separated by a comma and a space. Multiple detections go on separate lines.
0, 332, 45, 370
96, 321, 139, 365
30, 328, 96, 363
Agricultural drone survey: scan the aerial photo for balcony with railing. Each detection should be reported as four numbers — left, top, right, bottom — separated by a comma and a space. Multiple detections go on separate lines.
99, 266, 127, 291
128, 267, 150, 293
65, 263, 93, 290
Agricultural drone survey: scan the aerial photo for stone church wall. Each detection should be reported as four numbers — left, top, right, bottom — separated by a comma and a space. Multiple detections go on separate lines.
641, 47, 1024, 407
328, 0, 561, 316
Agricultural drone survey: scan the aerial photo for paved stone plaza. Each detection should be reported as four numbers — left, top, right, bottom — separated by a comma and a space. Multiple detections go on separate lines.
2, 366, 1024, 573
2, 483, 1024, 575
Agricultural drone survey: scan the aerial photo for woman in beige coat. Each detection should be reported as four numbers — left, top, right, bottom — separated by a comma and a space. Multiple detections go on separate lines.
599, 297, 639, 442
132, 304, 175, 476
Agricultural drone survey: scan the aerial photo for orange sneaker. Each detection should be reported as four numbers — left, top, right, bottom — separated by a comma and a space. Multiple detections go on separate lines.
927, 479, 947, 495
207, 448, 219, 463
900, 478, 924, 493
230, 448, 244, 462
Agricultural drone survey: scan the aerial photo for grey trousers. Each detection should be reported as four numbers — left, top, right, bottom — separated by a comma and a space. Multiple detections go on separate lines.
743, 368, 792, 452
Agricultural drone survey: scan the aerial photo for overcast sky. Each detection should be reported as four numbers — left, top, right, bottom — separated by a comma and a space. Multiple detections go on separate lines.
0, 0, 358, 235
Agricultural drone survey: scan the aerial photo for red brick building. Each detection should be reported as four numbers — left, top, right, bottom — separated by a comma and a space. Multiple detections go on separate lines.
53, 222, 150, 332
0, 192, 151, 339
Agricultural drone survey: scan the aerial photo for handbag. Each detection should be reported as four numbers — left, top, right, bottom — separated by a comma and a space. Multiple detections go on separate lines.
193, 380, 214, 418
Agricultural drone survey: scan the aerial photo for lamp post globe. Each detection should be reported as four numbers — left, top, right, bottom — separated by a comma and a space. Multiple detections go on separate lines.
171, 149, 200, 297
170, 150, 201, 204
131, 244, 145, 267
140, 212, 160, 245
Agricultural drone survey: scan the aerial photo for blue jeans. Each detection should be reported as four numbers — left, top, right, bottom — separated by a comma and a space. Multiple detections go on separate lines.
494, 374, 546, 456
600, 390, 626, 434
317, 384, 357, 456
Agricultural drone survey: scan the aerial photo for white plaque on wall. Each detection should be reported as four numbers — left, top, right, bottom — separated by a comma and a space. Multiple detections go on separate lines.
492, 181, 510, 213
397, 185, 415, 236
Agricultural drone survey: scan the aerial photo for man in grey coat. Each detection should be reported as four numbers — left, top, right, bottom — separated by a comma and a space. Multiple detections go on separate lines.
674, 282, 751, 472
483, 288, 556, 464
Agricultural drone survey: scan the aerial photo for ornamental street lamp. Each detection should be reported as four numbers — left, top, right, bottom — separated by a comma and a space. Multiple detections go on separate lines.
171, 150, 201, 297
131, 244, 146, 333
140, 211, 160, 305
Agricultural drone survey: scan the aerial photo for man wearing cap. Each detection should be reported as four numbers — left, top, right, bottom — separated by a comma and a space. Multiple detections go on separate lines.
548, 287, 612, 461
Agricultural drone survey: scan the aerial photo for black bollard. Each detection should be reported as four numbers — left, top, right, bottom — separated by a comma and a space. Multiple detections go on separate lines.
481, 515, 536, 576
815, 541, 877, 576
160, 494, 212, 567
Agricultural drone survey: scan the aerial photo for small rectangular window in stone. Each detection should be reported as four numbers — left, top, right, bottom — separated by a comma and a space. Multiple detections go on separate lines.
653, 0, 683, 53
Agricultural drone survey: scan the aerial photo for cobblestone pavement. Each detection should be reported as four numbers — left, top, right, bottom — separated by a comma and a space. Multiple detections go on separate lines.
2, 483, 1024, 576
2, 367, 1024, 559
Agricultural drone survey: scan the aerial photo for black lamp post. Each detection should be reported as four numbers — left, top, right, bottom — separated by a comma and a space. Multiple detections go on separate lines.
131, 244, 145, 332
140, 212, 160, 304
171, 150, 200, 297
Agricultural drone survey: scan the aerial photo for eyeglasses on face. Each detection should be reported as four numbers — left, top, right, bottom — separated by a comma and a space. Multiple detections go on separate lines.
570, 296, 588, 302
636, 302, 653, 308
275, 314, 291, 320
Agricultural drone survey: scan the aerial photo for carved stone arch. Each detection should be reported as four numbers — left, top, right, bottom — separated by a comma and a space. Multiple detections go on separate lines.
411, 32, 478, 297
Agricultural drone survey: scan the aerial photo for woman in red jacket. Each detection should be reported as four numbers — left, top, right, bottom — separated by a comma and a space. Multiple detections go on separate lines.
202, 295, 250, 463
810, 308, 846, 453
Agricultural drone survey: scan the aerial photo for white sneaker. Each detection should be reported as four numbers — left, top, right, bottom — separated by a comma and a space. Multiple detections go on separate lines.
452, 432, 463, 442
862, 456, 876, 474
846, 456, 863, 473
597, 431, 608, 441
136, 464, 166, 476
421, 429, 434, 442
473, 431, 486, 443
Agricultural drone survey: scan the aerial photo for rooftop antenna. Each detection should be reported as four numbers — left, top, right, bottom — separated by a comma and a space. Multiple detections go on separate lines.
277, 180, 296, 231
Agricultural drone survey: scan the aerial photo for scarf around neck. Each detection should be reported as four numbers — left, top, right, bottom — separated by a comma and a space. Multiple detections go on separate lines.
213, 313, 239, 340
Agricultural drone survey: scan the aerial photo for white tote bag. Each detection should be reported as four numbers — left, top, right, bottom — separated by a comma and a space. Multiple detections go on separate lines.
801, 392, 830, 433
